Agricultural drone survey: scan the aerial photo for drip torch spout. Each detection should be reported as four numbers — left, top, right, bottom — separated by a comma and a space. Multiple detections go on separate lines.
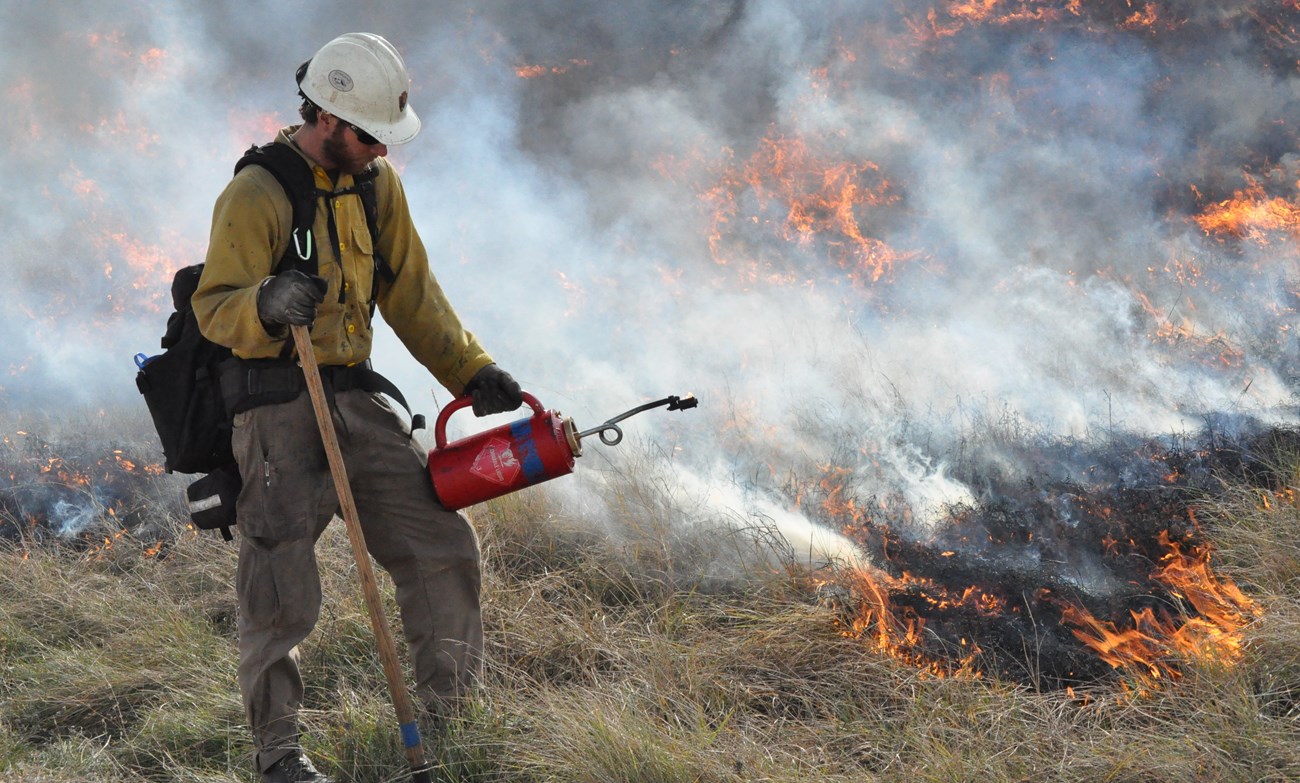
577, 394, 698, 447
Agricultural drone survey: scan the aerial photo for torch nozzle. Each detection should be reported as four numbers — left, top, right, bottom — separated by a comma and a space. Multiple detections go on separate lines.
577, 393, 699, 447
666, 394, 698, 411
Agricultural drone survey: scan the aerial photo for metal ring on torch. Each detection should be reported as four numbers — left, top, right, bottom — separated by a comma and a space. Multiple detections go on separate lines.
588, 423, 624, 446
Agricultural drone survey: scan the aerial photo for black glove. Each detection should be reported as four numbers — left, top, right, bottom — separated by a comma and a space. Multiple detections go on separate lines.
256, 270, 328, 328
463, 364, 523, 416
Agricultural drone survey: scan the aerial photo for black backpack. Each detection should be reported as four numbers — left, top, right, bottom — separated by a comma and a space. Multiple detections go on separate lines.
135, 142, 387, 539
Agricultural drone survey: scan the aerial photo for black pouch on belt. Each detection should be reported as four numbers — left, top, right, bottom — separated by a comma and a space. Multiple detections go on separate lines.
185, 463, 242, 541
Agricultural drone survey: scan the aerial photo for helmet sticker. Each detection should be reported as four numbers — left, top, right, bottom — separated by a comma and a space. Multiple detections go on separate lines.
328, 69, 354, 92
398, 90, 408, 111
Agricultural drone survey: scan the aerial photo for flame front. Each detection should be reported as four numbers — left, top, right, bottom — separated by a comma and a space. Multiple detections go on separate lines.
801, 432, 1271, 689
700, 130, 914, 289
827, 521, 1260, 687
1059, 530, 1258, 686
832, 566, 999, 678
1194, 176, 1300, 246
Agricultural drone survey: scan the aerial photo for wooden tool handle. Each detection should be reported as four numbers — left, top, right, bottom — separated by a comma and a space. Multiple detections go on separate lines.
291, 326, 431, 779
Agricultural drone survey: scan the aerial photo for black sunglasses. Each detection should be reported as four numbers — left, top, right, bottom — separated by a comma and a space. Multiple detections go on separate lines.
347, 122, 380, 146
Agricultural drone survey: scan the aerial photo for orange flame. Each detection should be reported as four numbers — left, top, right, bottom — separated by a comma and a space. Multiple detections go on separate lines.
91, 229, 202, 318
1121, 3, 1163, 31
812, 450, 1260, 688
515, 59, 592, 78
701, 130, 914, 287
1060, 531, 1258, 687
905, 0, 1185, 42
85, 30, 167, 70
1128, 288, 1244, 369
909, 1, 1073, 41
833, 526, 1258, 687
1193, 177, 1300, 246
831, 566, 988, 678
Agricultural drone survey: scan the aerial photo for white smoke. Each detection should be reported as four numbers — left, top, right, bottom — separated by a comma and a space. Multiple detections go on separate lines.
4, 1, 1298, 555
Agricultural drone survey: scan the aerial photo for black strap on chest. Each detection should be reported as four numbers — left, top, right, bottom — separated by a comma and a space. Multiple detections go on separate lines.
234, 143, 395, 311
235, 143, 320, 278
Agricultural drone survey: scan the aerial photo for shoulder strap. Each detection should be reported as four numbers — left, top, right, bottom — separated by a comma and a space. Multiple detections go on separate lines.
352, 165, 382, 243
234, 143, 320, 277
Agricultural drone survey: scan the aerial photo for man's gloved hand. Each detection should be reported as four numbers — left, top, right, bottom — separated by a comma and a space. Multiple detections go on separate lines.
256, 270, 329, 327
463, 364, 523, 416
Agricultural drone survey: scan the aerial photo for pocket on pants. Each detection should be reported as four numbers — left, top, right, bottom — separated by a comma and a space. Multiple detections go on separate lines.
233, 402, 331, 541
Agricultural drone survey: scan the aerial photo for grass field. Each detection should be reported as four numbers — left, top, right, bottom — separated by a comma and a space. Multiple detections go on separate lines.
3, 457, 1300, 782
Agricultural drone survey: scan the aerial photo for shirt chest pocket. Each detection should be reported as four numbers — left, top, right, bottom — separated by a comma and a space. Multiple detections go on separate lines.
341, 221, 375, 308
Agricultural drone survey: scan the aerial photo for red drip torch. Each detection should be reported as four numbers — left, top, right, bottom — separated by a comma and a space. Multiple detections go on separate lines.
427, 391, 698, 511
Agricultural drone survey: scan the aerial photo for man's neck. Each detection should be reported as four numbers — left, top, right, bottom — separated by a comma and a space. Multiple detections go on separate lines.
289, 125, 326, 167
288, 126, 340, 183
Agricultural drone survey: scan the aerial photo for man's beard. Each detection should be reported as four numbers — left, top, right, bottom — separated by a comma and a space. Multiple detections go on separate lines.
322, 123, 370, 175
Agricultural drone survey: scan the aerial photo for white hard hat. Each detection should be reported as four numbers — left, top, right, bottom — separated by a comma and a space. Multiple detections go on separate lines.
298, 33, 421, 145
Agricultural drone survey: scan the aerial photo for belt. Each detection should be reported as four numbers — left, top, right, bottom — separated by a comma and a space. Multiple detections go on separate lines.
218, 357, 412, 417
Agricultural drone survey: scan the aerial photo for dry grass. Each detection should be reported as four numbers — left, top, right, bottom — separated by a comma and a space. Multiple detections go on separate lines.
3, 462, 1300, 782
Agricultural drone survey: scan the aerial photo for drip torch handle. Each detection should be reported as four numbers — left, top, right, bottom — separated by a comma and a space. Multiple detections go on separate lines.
577, 394, 698, 447
434, 391, 545, 449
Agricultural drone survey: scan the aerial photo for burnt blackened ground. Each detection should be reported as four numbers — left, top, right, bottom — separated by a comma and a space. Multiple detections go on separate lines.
820, 419, 1300, 688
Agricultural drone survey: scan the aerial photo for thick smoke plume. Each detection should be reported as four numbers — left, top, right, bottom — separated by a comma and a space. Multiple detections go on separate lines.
3, 1, 1299, 577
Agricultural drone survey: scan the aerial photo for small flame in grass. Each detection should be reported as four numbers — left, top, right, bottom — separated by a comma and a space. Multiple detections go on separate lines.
81, 229, 201, 320
515, 59, 592, 78
908, 0, 1075, 42
85, 30, 167, 71
829, 527, 1258, 687
1128, 288, 1245, 369
1120, 3, 1163, 31
829, 566, 989, 679
1059, 531, 1259, 690
801, 432, 1269, 691
79, 526, 169, 561
0, 432, 170, 553
906, 0, 1179, 42
1193, 177, 1300, 246
78, 110, 160, 152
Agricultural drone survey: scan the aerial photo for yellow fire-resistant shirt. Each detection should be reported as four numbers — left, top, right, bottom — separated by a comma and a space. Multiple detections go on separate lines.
193, 127, 494, 396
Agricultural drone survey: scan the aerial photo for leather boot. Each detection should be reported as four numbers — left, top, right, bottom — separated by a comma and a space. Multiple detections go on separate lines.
262, 752, 334, 783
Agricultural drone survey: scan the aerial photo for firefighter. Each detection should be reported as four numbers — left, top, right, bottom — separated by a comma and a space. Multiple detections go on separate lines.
193, 33, 522, 783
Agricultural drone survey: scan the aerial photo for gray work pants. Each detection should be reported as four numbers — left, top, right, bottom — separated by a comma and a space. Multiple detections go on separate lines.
231, 389, 482, 773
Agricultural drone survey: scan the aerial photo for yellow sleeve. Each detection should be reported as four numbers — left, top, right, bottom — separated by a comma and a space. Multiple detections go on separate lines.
372, 161, 495, 395
192, 167, 293, 359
